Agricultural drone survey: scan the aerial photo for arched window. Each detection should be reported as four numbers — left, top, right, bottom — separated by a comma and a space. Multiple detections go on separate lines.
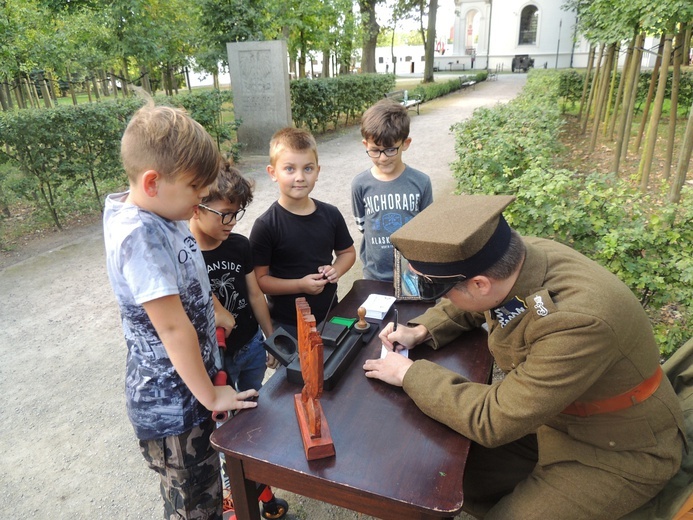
518, 5, 538, 45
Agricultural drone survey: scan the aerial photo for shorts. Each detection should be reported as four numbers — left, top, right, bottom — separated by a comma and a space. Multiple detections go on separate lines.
139, 418, 222, 520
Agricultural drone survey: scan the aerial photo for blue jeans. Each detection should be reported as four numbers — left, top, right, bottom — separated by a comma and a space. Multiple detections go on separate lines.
223, 328, 267, 392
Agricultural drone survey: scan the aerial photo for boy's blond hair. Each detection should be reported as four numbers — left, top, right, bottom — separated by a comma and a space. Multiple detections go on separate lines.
360, 98, 410, 147
202, 159, 255, 208
121, 104, 220, 187
268, 127, 319, 166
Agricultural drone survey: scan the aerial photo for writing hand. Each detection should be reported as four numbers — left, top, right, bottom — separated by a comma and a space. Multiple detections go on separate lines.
378, 322, 421, 353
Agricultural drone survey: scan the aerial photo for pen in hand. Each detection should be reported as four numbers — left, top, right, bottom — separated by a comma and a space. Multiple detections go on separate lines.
392, 308, 399, 353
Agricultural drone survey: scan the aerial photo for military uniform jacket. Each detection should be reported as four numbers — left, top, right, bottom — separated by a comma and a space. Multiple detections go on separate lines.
405, 237, 684, 485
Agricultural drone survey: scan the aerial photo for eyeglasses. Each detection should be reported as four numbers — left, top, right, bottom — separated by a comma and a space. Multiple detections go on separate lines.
417, 273, 467, 301
198, 204, 246, 224
365, 145, 401, 158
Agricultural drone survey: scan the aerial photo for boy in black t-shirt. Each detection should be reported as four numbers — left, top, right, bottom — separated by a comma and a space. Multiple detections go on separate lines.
250, 128, 356, 336
190, 161, 288, 519
190, 161, 278, 391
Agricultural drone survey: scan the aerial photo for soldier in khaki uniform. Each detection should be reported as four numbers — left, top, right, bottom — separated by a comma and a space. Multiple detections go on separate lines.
363, 195, 684, 519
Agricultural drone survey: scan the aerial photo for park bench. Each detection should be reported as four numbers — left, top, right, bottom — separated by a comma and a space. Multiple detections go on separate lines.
385, 89, 423, 115
459, 77, 477, 90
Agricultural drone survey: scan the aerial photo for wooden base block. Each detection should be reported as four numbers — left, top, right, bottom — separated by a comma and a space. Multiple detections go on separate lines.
294, 394, 335, 461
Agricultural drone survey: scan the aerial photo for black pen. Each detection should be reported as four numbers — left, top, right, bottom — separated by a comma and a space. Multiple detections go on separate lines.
392, 308, 399, 353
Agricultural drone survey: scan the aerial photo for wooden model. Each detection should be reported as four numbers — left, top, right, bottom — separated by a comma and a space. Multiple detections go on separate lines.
293, 298, 336, 460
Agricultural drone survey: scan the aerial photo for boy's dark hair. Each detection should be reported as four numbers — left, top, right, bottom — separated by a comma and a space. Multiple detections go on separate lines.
202, 159, 254, 208
269, 127, 319, 166
121, 104, 220, 188
360, 98, 410, 147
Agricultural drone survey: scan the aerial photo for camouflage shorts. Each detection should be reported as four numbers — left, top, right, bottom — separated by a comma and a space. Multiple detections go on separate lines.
139, 418, 222, 520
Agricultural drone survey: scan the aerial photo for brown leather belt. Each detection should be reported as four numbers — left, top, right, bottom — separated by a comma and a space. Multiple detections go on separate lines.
562, 366, 663, 417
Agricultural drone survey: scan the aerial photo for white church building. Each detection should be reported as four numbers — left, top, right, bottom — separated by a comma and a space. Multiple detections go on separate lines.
434, 0, 591, 72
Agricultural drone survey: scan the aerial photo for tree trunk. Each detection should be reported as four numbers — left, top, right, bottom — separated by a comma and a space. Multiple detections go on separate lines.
608, 37, 634, 140
45, 71, 58, 102
635, 35, 665, 151
121, 58, 131, 96
663, 26, 684, 180
91, 73, 101, 101
66, 65, 78, 106
109, 69, 119, 98
0, 79, 9, 111
620, 34, 644, 162
85, 76, 93, 103
683, 23, 691, 66
2, 79, 14, 110
581, 43, 604, 135
603, 42, 620, 136
612, 30, 639, 174
423, 0, 438, 83
14, 76, 26, 109
99, 70, 110, 97
668, 99, 693, 203
589, 43, 614, 152
322, 47, 331, 78
38, 72, 53, 108
359, 0, 380, 73
578, 45, 595, 123
638, 33, 674, 192
390, 18, 397, 76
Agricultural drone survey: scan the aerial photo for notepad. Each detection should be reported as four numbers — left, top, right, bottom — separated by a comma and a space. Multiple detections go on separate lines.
380, 344, 409, 359
360, 293, 396, 320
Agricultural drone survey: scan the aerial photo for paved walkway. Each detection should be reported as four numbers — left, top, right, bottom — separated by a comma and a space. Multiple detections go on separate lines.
0, 73, 526, 520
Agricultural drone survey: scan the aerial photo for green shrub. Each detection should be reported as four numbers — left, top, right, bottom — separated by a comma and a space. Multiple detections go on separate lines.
0, 90, 237, 231
451, 68, 692, 355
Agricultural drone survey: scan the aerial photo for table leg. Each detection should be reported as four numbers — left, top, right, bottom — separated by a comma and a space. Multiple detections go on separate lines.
225, 456, 260, 520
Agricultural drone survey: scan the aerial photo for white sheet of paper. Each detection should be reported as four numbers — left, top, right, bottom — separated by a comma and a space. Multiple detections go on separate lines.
380, 344, 409, 359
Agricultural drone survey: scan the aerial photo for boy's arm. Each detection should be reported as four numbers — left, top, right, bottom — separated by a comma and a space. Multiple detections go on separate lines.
212, 294, 236, 337
246, 271, 273, 338
254, 265, 328, 296
351, 182, 366, 234
142, 294, 258, 412
246, 271, 279, 369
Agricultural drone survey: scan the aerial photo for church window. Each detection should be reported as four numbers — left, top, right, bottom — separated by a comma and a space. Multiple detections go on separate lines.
518, 5, 538, 45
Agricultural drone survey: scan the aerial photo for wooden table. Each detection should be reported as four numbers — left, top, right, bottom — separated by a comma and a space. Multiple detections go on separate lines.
211, 279, 493, 520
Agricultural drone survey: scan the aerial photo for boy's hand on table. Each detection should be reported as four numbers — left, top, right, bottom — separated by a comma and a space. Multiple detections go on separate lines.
215, 385, 259, 412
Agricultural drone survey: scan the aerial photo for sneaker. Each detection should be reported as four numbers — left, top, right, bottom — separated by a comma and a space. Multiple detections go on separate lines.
261, 496, 289, 520
223, 487, 235, 517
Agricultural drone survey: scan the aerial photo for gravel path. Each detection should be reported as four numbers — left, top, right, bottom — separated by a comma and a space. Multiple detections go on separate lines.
0, 73, 525, 519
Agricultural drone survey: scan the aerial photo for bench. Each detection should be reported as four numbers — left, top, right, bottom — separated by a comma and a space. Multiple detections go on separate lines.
459, 77, 477, 90
385, 90, 423, 115
487, 68, 498, 81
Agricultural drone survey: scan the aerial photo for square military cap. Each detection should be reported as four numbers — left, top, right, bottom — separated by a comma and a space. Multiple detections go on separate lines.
390, 195, 516, 278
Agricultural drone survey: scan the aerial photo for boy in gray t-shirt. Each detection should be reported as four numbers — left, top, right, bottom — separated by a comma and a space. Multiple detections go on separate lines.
104, 105, 258, 519
351, 98, 433, 282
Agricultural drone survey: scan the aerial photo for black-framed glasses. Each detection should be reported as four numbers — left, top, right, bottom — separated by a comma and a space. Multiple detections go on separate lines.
365, 145, 401, 158
198, 204, 245, 224
417, 273, 467, 301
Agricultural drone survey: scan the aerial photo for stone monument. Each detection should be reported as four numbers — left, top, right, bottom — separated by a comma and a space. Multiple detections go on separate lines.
226, 40, 292, 154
